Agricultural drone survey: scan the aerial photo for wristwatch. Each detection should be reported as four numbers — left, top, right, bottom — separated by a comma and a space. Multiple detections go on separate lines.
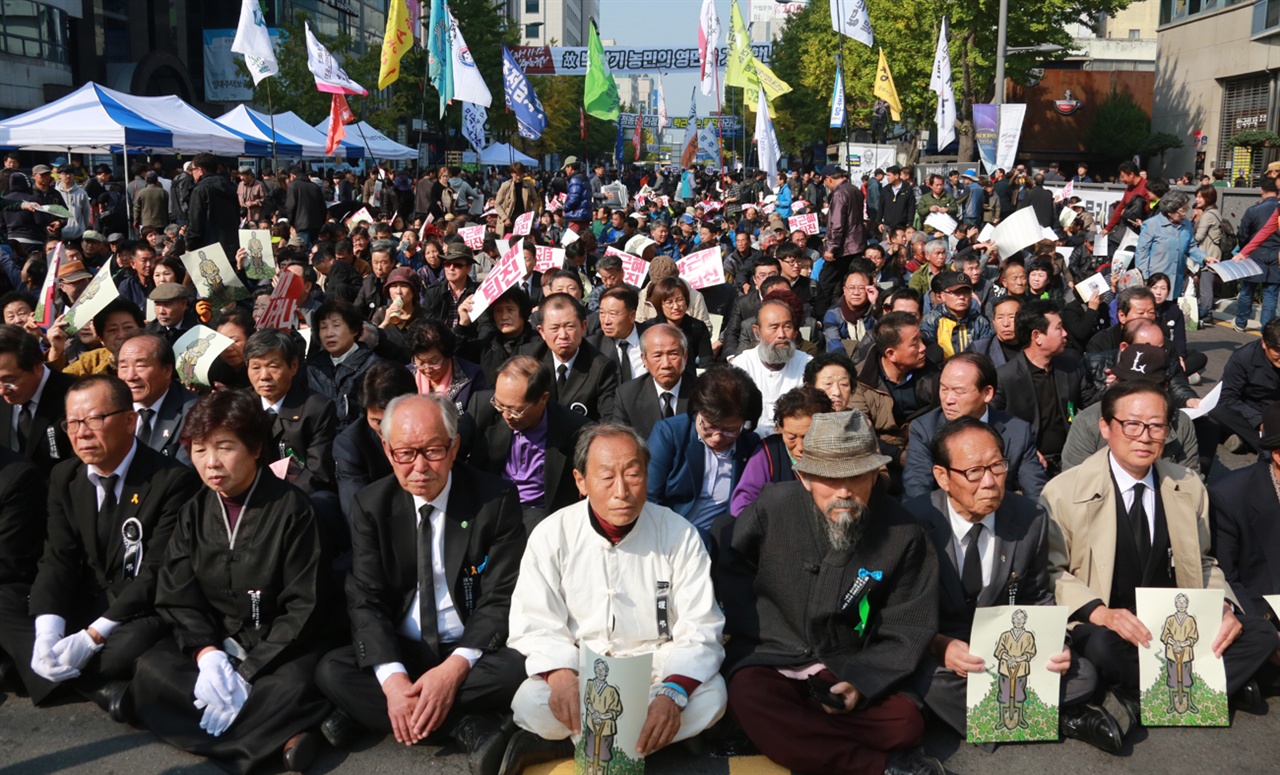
654, 685, 688, 710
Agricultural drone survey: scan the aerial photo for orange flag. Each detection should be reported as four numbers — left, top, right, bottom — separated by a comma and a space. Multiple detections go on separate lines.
325, 94, 354, 156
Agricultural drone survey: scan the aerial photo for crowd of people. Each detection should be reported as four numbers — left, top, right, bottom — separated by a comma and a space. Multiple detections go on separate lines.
0, 147, 1277, 775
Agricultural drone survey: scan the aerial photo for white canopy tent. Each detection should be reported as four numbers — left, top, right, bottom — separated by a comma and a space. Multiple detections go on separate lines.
478, 142, 538, 167
215, 105, 310, 157
312, 117, 417, 160
270, 111, 366, 159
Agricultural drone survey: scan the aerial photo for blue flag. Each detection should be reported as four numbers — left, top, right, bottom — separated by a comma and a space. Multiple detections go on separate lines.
427, 0, 452, 118
614, 120, 624, 171
829, 57, 845, 129
501, 47, 546, 140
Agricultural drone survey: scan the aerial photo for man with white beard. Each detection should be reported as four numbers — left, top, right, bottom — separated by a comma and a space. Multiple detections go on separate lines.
730, 300, 812, 437
716, 410, 944, 775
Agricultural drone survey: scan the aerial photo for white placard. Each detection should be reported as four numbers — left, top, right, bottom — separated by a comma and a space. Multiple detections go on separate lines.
458, 224, 485, 250
605, 247, 649, 288
925, 212, 960, 236
1181, 382, 1222, 421
1041, 227, 1059, 242
62, 260, 120, 334
676, 246, 726, 290
1208, 258, 1264, 283
966, 605, 1067, 743
238, 229, 276, 281
533, 245, 565, 273
513, 211, 535, 236
174, 325, 234, 390
992, 207, 1043, 259
788, 213, 819, 235
561, 227, 581, 247
1136, 588, 1228, 727
470, 243, 525, 319
977, 223, 997, 244
1093, 232, 1109, 257
1074, 272, 1110, 303
181, 244, 249, 309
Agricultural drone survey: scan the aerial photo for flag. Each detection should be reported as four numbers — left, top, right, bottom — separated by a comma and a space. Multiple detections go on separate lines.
874, 48, 903, 122
614, 121, 624, 170
502, 46, 546, 139
930, 18, 956, 151
698, 0, 721, 97
231, 0, 278, 85
754, 85, 780, 185
427, 0, 452, 116
831, 0, 874, 48
656, 71, 668, 131
408, 0, 422, 45
680, 88, 699, 168
378, 0, 413, 89
461, 101, 487, 153
325, 94, 354, 155
829, 58, 845, 129
584, 20, 619, 120
725, 0, 755, 91
449, 10, 492, 107
305, 22, 367, 96
633, 114, 643, 161
753, 57, 792, 103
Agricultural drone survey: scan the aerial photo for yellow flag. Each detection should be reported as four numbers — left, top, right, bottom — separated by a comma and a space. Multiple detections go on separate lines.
753, 57, 792, 102
725, 1, 756, 90
378, 0, 414, 89
874, 48, 902, 122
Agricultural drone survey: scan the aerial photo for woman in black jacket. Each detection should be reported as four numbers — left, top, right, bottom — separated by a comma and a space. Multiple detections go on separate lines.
306, 297, 379, 429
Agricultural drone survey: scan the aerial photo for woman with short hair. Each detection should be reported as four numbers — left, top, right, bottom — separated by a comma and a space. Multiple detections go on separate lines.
729, 386, 832, 516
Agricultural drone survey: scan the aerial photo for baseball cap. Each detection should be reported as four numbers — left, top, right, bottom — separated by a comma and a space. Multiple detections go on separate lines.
819, 164, 846, 178
1113, 343, 1167, 384
81, 230, 105, 243
562, 155, 579, 169
31, 164, 51, 175
932, 270, 973, 294
56, 164, 74, 175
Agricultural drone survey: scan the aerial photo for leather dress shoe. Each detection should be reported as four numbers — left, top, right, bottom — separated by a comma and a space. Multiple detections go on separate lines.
320, 707, 362, 749
1060, 703, 1123, 754
1103, 688, 1140, 735
498, 729, 574, 775
883, 746, 945, 775
282, 730, 319, 772
452, 713, 510, 775
84, 680, 133, 724
1231, 679, 1266, 715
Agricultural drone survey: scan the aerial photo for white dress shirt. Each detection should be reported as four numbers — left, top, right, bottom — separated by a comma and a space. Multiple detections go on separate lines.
552, 349, 579, 377
653, 376, 682, 409
260, 395, 285, 414
11, 364, 51, 437
134, 388, 169, 437
1108, 452, 1156, 538
946, 497, 996, 589
615, 327, 644, 377
374, 473, 483, 684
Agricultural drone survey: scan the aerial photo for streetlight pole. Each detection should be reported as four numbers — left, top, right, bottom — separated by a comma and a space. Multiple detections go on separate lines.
994, 0, 1008, 105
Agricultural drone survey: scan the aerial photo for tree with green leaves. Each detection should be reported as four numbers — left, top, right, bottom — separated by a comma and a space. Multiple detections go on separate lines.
1085, 90, 1149, 164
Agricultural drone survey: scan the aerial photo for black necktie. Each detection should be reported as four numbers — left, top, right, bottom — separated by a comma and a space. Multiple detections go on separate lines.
962, 522, 985, 605
661, 391, 675, 419
14, 402, 31, 451
617, 341, 633, 381
556, 364, 568, 389
1130, 483, 1151, 563
97, 473, 119, 552
136, 407, 155, 445
417, 504, 439, 657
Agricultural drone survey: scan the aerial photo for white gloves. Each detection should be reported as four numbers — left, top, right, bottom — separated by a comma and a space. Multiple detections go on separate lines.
193, 650, 251, 737
50, 630, 104, 672
30, 616, 81, 683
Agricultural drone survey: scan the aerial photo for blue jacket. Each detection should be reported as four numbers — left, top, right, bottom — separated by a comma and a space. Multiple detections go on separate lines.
775, 184, 793, 219
563, 171, 592, 221
919, 305, 993, 356
1134, 212, 1207, 299
647, 414, 760, 529
961, 181, 985, 222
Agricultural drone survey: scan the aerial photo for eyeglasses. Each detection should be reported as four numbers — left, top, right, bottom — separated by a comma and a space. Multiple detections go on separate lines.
490, 396, 535, 421
946, 460, 1009, 483
697, 414, 744, 440
844, 284, 869, 293
414, 354, 446, 371
62, 409, 129, 434
387, 445, 451, 464
1108, 418, 1170, 441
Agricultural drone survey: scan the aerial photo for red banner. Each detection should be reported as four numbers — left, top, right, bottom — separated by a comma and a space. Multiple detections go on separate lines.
259, 271, 306, 330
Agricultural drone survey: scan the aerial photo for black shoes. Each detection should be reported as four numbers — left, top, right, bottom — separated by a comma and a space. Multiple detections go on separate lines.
1060, 703, 1123, 754
883, 746, 945, 775
282, 730, 319, 772
452, 713, 512, 775
320, 707, 362, 749
1231, 679, 1266, 715
498, 728, 574, 775
84, 680, 133, 724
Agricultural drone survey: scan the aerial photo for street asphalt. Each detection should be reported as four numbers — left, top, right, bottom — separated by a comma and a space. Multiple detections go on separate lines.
1, 323, 1277, 775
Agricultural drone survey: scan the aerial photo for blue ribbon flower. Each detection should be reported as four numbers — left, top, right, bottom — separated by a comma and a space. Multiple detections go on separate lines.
858, 568, 883, 581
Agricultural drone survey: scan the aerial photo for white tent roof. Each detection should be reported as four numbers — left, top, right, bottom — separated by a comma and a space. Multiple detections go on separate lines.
313, 117, 417, 160
270, 111, 365, 158
479, 142, 538, 167
216, 105, 311, 157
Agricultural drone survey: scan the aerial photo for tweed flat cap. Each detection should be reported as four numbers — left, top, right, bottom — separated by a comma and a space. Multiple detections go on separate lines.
792, 410, 892, 479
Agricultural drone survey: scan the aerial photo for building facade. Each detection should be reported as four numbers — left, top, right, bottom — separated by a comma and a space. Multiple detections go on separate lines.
504, 0, 598, 47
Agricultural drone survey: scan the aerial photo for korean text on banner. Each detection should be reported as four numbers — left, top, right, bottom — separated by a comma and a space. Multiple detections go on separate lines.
471, 243, 525, 319
533, 246, 565, 273
677, 246, 726, 290
458, 224, 485, 250
513, 211, 535, 236
605, 247, 649, 288
788, 213, 819, 235
259, 270, 307, 330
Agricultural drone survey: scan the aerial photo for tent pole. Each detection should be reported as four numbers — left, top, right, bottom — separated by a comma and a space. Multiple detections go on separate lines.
267, 79, 278, 175
123, 146, 132, 238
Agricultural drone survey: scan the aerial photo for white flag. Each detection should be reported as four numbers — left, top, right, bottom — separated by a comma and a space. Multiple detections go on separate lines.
830, 0, 874, 48
698, 0, 721, 97
231, 0, 278, 85
448, 10, 493, 107
461, 101, 487, 154
656, 71, 668, 131
829, 66, 845, 129
755, 86, 779, 186
305, 22, 367, 96
930, 17, 956, 152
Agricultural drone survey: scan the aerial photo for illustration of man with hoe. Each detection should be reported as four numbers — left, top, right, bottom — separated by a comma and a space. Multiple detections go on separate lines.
583, 658, 623, 775
1160, 593, 1200, 714
994, 609, 1037, 729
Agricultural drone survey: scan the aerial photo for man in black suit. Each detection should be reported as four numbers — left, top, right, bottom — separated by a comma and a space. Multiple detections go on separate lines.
283, 166, 327, 249
0, 446, 47, 689
315, 394, 526, 775
992, 300, 1083, 478
0, 375, 198, 717
143, 283, 198, 346
335, 361, 417, 521
904, 353, 1046, 499
585, 286, 647, 383
613, 323, 694, 441
245, 329, 337, 496
467, 356, 588, 531
905, 418, 1122, 753
520, 293, 618, 421
0, 325, 72, 475
116, 332, 195, 462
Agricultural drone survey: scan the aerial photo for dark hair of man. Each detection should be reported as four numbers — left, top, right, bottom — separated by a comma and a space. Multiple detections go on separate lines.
0, 324, 41, 370
181, 389, 269, 454
192, 153, 217, 175
312, 242, 336, 263
1118, 161, 1138, 176
752, 256, 781, 277
775, 242, 801, 262
1116, 285, 1156, 314
992, 295, 1023, 316
334, 240, 353, 256
407, 318, 457, 359
601, 285, 639, 312
928, 174, 943, 186
0, 291, 35, 317
1262, 177, 1279, 194
597, 254, 623, 273
803, 351, 856, 388
538, 292, 586, 324
884, 286, 922, 311
943, 352, 998, 393
874, 311, 919, 353
119, 330, 175, 370
773, 385, 833, 427
688, 363, 763, 426
932, 416, 1006, 469
1263, 318, 1280, 350
759, 275, 789, 297
1014, 300, 1059, 349
363, 359, 418, 411
211, 307, 255, 340
315, 297, 364, 335
1101, 380, 1171, 424
573, 422, 650, 473
548, 269, 585, 297
69, 374, 133, 412
490, 286, 533, 322
498, 354, 552, 404
244, 328, 299, 365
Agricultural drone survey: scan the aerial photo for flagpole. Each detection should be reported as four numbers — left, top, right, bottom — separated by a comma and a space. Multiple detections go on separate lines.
419, 50, 431, 174
714, 56, 724, 176
837, 0, 849, 155
355, 98, 377, 172
266, 78, 278, 175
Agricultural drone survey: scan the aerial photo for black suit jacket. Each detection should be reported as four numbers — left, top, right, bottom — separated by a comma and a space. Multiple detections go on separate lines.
0, 367, 73, 476
612, 374, 692, 442
904, 489, 1054, 642
518, 339, 619, 421
257, 382, 338, 495
466, 395, 588, 514
141, 383, 197, 461
902, 407, 1046, 500
0, 446, 46, 585
29, 444, 201, 623
586, 323, 650, 381
1210, 462, 1280, 622
991, 352, 1082, 437
334, 419, 393, 521
346, 465, 525, 668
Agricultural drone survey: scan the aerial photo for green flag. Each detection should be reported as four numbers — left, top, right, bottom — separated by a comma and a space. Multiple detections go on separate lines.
584, 20, 620, 121
725, 1, 756, 91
